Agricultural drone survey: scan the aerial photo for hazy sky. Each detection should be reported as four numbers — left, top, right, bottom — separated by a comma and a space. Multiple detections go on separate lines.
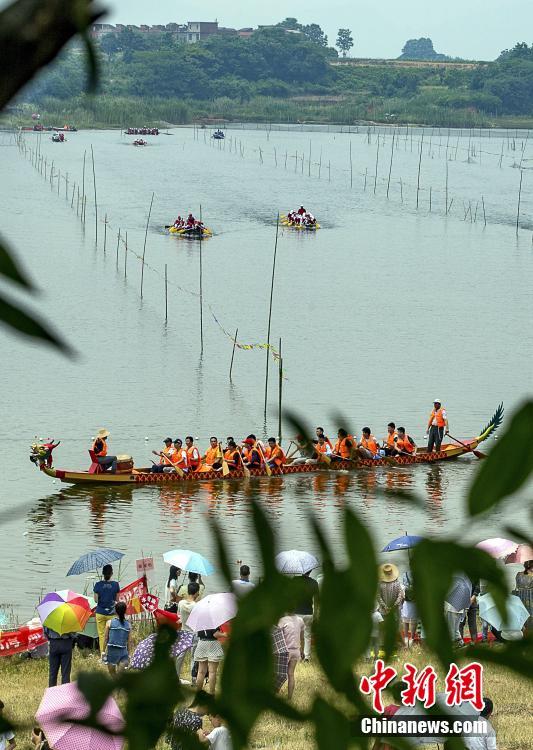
102, 0, 532, 60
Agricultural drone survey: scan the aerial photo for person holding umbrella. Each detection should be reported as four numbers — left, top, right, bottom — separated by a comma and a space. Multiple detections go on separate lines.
94, 564, 121, 655
44, 625, 76, 687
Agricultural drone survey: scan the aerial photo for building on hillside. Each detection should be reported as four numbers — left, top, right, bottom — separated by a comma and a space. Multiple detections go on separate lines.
89, 19, 248, 42
186, 21, 219, 43
237, 28, 254, 38
90, 23, 116, 38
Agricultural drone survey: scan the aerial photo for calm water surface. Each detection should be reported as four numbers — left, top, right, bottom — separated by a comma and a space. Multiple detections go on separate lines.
0, 126, 531, 617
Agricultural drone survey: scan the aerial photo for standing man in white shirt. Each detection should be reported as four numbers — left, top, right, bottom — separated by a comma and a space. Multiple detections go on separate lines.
464, 698, 497, 750
231, 563, 255, 598
426, 399, 449, 452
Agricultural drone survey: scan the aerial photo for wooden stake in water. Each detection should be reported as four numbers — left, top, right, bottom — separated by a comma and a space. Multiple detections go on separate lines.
445, 161, 449, 214
116, 228, 121, 266
416, 134, 424, 209
278, 337, 283, 443
103, 213, 107, 253
82, 149, 86, 207
57, 169, 61, 195
482, 196, 487, 227
386, 133, 395, 198
140, 191, 155, 299
373, 138, 380, 194
91, 145, 98, 244
165, 263, 168, 323
308, 140, 312, 177
516, 169, 523, 235
199, 205, 204, 352
71, 183, 75, 208
124, 231, 128, 278
349, 141, 353, 188
264, 214, 280, 416
229, 327, 238, 380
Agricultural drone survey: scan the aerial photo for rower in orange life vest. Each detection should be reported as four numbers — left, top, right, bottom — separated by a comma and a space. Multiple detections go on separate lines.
200, 436, 222, 471
264, 437, 286, 468
151, 436, 174, 473
242, 436, 262, 468
358, 428, 380, 459
185, 436, 201, 472
331, 428, 354, 461
92, 429, 117, 473
164, 438, 188, 473
224, 440, 241, 471
382, 422, 398, 456
316, 426, 332, 449
426, 399, 449, 452
394, 427, 417, 455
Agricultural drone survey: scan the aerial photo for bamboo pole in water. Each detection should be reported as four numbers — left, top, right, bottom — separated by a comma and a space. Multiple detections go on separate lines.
445, 161, 449, 214
229, 327, 238, 380
140, 192, 155, 299
264, 214, 280, 416
416, 134, 424, 209
349, 141, 353, 188
373, 138, 380, 194
71, 183, 75, 209
308, 140, 312, 177
103, 213, 107, 253
57, 169, 61, 195
278, 337, 282, 443
124, 231, 128, 278
516, 170, 523, 235
165, 264, 168, 323
199, 205, 204, 352
82, 149, 86, 211
89, 145, 100, 245
482, 196, 487, 227
116, 228, 121, 266
386, 133, 395, 198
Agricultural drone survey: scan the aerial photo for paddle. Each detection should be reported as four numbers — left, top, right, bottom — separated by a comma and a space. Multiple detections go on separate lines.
446, 433, 486, 459
219, 442, 230, 477
160, 451, 185, 477
236, 446, 251, 478
255, 443, 272, 476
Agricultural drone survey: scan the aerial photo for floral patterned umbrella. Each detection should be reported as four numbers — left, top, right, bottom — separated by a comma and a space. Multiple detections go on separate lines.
130, 631, 195, 670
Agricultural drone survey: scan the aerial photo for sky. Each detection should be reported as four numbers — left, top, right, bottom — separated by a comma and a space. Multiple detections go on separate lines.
100, 0, 533, 60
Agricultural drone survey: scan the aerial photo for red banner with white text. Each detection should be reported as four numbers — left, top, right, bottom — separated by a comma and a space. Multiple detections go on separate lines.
117, 575, 148, 615
0, 623, 47, 657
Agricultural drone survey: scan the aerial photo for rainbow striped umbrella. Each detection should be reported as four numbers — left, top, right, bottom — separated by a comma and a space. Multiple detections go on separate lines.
37, 590, 94, 634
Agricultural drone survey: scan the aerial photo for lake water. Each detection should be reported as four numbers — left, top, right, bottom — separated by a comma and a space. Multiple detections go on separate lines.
0, 125, 531, 618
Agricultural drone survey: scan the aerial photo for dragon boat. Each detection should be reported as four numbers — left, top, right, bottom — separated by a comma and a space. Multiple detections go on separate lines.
30, 406, 502, 487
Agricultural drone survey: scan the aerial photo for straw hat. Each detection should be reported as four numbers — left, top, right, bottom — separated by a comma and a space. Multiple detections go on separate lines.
97, 428, 110, 439
379, 563, 399, 582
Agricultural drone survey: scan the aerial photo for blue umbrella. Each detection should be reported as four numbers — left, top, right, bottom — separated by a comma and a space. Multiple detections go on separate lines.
67, 548, 124, 576
382, 535, 424, 552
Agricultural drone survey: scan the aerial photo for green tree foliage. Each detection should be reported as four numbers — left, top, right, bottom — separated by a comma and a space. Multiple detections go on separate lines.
498, 41, 533, 61
301, 23, 328, 47
336, 28, 354, 57
399, 37, 449, 61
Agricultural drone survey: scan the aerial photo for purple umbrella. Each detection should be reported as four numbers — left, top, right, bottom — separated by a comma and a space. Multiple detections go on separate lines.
130, 631, 195, 670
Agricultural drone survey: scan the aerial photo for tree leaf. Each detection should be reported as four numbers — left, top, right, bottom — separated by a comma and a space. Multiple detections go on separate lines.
0, 293, 72, 353
466, 639, 533, 681
411, 540, 507, 666
0, 238, 33, 289
312, 507, 377, 704
312, 697, 351, 750
209, 517, 234, 586
468, 401, 533, 516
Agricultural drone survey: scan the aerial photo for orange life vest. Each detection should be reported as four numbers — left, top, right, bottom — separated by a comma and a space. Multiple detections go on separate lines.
204, 446, 220, 466
269, 445, 286, 466
334, 435, 354, 459
92, 439, 107, 457
428, 408, 446, 428
386, 431, 398, 447
361, 435, 379, 455
186, 446, 200, 471
170, 449, 188, 469
224, 448, 240, 468
397, 436, 415, 454
316, 441, 329, 454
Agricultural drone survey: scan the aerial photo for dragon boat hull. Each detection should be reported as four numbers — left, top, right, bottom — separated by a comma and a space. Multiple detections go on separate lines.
37, 438, 483, 486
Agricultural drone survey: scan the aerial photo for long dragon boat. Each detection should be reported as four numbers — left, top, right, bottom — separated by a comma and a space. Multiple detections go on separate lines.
30, 406, 502, 487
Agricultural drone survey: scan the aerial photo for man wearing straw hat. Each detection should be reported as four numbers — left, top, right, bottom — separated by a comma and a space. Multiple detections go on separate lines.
92, 429, 117, 473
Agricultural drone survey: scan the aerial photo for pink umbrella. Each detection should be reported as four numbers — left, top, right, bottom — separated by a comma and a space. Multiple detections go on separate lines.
476, 538, 518, 559
505, 544, 533, 564
186, 593, 237, 632
36, 682, 124, 750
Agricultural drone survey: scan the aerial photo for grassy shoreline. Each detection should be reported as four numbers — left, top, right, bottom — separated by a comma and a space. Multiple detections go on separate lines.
3, 97, 533, 131
1, 644, 531, 749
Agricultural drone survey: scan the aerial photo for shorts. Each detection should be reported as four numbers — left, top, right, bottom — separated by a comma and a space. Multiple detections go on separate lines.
193, 639, 224, 662
106, 646, 129, 666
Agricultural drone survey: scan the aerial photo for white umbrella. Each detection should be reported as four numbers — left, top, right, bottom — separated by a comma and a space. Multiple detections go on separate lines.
163, 549, 215, 575
186, 593, 237, 632
275, 550, 318, 575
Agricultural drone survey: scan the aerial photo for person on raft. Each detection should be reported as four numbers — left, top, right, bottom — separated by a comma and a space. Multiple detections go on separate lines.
330, 429, 355, 462
174, 216, 184, 228
200, 436, 223, 471
223, 440, 242, 471
357, 428, 380, 459
426, 399, 449, 452
163, 438, 188, 473
92, 429, 117, 473
264, 437, 287, 468
382, 422, 398, 455
242, 437, 262, 468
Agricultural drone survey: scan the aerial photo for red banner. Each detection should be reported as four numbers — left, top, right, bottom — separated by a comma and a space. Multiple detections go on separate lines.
0, 623, 47, 657
117, 576, 148, 615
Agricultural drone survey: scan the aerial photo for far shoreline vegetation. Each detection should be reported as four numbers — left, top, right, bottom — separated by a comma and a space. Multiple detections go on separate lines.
3, 20, 533, 131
